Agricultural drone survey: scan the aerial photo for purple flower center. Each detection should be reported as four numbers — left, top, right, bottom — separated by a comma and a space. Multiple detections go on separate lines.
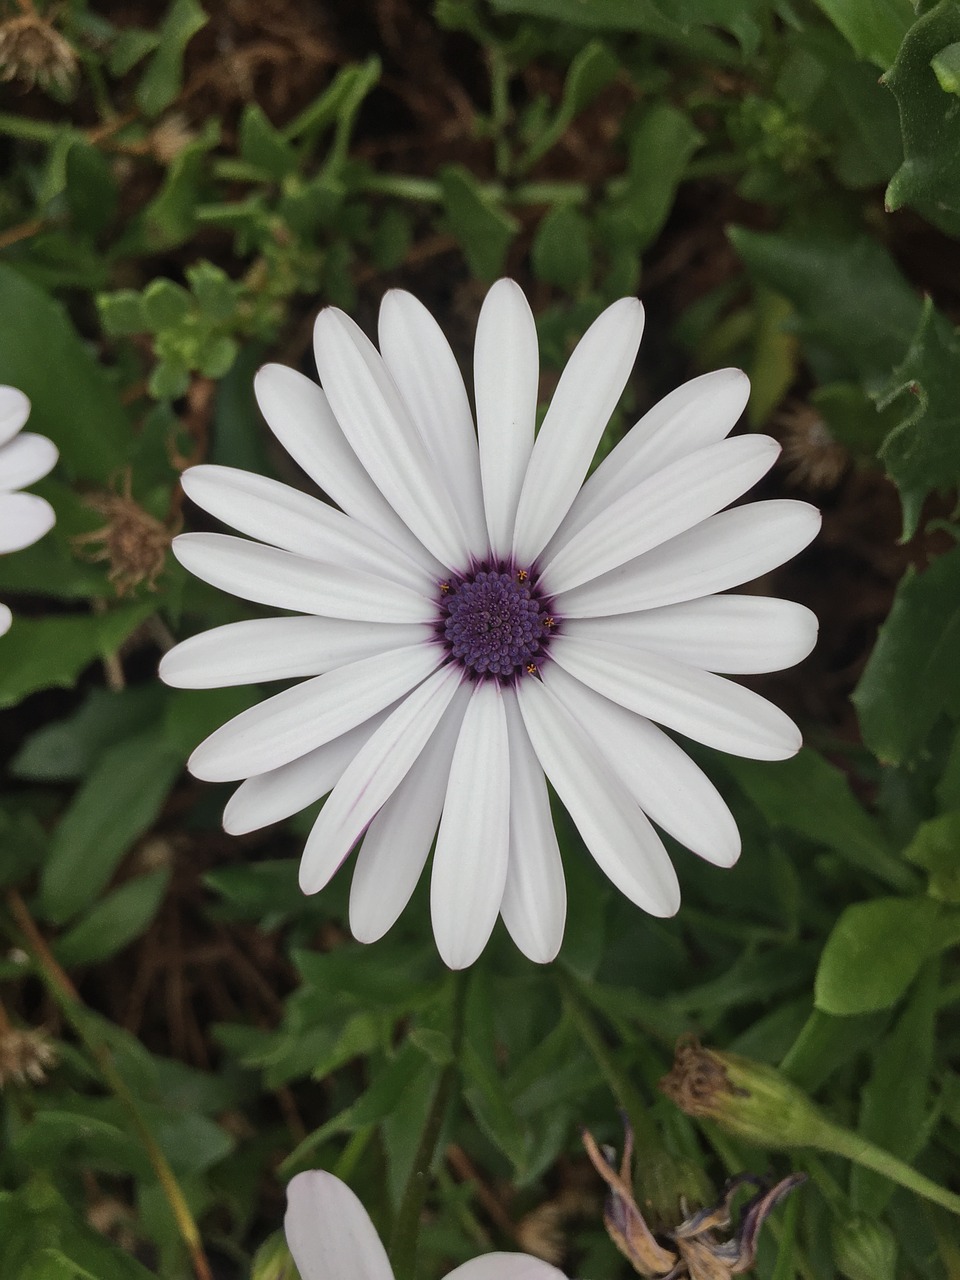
438, 565, 555, 681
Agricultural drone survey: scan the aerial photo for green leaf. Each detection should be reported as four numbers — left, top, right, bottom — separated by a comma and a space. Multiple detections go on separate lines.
0, 266, 129, 482
532, 205, 592, 290
40, 731, 181, 925
98, 289, 147, 336
239, 104, 297, 179
141, 278, 192, 330
885, 0, 960, 225
54, 868, 171, 967
876, 298, 960, 537
851, 965, 937, 1213
853, 544, 960, 764
65, 143, 118, 237
439, 166, 519, 280
932, 39, 960, 90
728, 227, 923, 389
186, 260, 238, 324
812, 0, 913, 67
12, 685, 166, 780
135, 0, 208, 117
0, 605, 154, 709
520, 40, 619, 171
904, 812, 960, 902
814, 896, 942, 1014
108, 28, 160, 77
614, 104, 703, 250
140, 124, 219, 250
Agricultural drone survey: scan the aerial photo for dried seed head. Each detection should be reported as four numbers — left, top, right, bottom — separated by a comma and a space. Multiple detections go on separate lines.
777, 401, 849, 491
73, 476, 174, 596
0, 1026, 57, 1087
0, 13, 77, 94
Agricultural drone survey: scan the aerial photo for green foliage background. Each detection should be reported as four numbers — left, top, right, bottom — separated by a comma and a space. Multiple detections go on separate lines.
1, 0, 960, 1277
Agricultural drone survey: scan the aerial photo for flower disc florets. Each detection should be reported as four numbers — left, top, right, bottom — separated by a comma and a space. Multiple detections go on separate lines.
438, 564, 555, 680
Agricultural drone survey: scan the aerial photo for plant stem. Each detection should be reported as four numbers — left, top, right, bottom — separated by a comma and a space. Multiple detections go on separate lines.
556, 967, 661, 1154
388, 972, 467, 1280
5, 890, 214, 1280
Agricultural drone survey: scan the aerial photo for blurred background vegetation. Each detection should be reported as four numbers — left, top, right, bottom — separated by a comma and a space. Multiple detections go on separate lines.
1, 0, 960, 1276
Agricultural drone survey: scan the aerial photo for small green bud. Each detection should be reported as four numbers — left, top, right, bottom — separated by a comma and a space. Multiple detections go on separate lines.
659, 1036, 833, 1150
250, 1229, 300, 1280
833, 1215, 897, 1280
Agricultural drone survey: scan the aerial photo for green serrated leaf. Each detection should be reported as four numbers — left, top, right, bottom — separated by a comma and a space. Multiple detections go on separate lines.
135, 0, 208, 118
0, 266, 129, 482
439, 166, 519, 280
814, 896, 943, 1014
853, 543, 960, 764
876, 297, 960, 537
98, 289, 147, 337
40, 731, 181, 924
812, 0, 913, 67
186, 261, 238, 323
141, 278, 192, 330
885, 0, 960, 225
239, 103, 297, 179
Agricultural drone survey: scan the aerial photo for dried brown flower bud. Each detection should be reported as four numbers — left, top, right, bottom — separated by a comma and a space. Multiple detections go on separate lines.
0, 12, 77, 94
0, 1025, 57, 1087
73, 472, 175, 596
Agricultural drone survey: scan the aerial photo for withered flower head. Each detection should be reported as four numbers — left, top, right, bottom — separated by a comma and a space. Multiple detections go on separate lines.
0, 10, 77, 94
73, 471, 175, 596
776, 401, 848, 491
659, 1035, 831, 1151
583, 1119, 805, 1279
0, 1025, 57, 1087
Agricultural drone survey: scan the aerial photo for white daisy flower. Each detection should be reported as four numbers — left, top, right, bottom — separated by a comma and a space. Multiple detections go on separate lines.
0, 385, 58, 636
160, 282, 820, 968
285, 1169, 567, 1280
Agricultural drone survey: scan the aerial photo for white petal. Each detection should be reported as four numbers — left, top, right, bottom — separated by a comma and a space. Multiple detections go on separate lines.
300, 663, 463, 894
0, 386, 30, 448
551, 635, 801, 761
517, 677, 680, 916
285, 1171, 393, 1280
378, 291, 488, 557
314, 309, 469, 567
474, 280, 539, 558
445, 1256, 568, 1280
543, 663, 740, 867
540, 435, 780, 594
555, 500, 821, 617
0, 433, 58, 492
564, 596, 819, 674
0, 602, 11, 635
431, 681, 511, 970
550, 367, 749, 549
172, 532, 434, 623
160, 617, 432, 688
187, 643, 443, 782
499, 691, 565, 963
181, 465, 432, 592
349, 686, 470, 943
222, 713, 389, 834
0, 491, 55, 554
512, 297, 644, 565
254, 363, 438, 572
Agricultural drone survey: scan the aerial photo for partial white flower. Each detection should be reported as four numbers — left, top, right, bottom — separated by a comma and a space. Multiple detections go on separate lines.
285, 1170, 567, 1280
0, 385, 58, 635
161, 281, 820, 968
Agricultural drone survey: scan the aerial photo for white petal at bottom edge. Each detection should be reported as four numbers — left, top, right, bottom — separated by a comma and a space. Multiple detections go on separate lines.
446, 1255, 568, 1280
499, 692, 566, 963
0, 491, 55, 553
517, 677, 680, 917
431, 681, 511, 970
222, 712, 390, 835
551, 635, 801, 761
188, 643, 442, 782
285, 1171, 393, 1280
543, 663, 740, 867
555, 500, 821, 618
300, 663, 463, 894
0, 386, 30, 448
0, 602, 11, 635
0, 432, 58, 492
563, 595, 819, 675
350, 686, 469, 944
160, 617, 433, 688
